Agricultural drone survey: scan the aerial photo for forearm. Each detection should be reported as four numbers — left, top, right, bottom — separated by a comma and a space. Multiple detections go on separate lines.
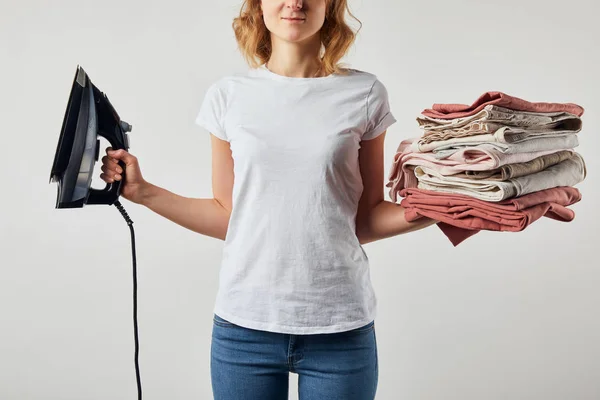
140, 183, 230, 240
356, 200, 437, 245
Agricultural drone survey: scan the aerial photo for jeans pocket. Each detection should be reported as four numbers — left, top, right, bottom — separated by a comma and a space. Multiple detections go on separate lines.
213, 314, 236, 328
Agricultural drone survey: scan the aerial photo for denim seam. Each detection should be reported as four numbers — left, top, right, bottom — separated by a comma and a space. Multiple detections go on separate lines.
287, 336, 296, 372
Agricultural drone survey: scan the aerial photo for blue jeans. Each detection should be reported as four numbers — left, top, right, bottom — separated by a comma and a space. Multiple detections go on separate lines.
211, 314, 378, 400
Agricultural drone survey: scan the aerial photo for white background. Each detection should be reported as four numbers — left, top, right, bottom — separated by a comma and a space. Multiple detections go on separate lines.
1, 0, 598, 399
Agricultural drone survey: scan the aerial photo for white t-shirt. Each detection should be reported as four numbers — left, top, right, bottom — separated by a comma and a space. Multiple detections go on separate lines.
195, 64, 396, 334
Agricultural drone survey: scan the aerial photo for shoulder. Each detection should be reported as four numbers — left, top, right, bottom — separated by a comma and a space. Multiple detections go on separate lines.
204, 68, 273, 98
340, 67, 385, 82
340, 69, 391, 101
204, 72, 244, 93
337, 68, 390, 95
201, 72, 252, 111
338, 68, 377, 82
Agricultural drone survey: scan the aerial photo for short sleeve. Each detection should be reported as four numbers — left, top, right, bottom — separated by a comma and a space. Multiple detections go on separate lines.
195, 81, 228, 141
362, 79, 397, 141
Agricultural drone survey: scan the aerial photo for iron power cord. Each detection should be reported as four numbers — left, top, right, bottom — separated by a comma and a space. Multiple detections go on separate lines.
113, 200, 142, 400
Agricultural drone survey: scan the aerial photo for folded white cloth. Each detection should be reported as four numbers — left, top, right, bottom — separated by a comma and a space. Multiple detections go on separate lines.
385, 137, 576, 203
412, 127, 579, 153
413, 153, 586, 202
432, 134, 579, 160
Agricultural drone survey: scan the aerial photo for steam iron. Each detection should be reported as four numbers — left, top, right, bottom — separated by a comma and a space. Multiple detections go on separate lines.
49, 66, 143, 399
50, 65, 132, 208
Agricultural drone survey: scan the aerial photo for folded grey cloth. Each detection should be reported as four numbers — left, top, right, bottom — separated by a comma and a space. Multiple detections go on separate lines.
418, 117, 581, 145
458, 150, 575, 181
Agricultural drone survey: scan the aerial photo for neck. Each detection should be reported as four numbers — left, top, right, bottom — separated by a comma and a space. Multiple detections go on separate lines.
267, 35, 323, 78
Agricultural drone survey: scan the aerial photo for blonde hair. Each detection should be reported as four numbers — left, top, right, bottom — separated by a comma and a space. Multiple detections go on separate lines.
232, 0, 362, 76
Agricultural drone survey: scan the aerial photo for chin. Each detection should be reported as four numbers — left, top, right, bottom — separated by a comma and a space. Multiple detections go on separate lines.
276, 29, 319, 44
282, 34, 307, 43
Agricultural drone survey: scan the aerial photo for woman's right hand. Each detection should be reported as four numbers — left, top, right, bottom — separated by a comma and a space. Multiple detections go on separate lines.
100, 147, 150, 205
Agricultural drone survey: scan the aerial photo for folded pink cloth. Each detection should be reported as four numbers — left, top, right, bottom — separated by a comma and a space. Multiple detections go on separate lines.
399, 187, 582, 246
422, 92, 584, 120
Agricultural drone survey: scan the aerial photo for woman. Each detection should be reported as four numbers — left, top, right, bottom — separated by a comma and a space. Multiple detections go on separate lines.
101, 0, 436, 398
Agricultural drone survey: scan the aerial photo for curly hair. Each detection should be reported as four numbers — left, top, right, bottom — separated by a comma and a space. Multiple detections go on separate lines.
232, 0, 362, 76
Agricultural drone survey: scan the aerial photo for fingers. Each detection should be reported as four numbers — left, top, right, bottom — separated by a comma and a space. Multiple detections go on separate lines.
100, 170, 122, 183
100, 173, 116, 183
106, 147, 136, 165
101, 147, 125, 183
103, 147, 120, 166
101, 155, 123, 170
100, 166, 122, 181
100, 162, 123, 175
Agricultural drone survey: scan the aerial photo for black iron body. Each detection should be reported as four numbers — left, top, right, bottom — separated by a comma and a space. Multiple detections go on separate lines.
50, 66, 131, 208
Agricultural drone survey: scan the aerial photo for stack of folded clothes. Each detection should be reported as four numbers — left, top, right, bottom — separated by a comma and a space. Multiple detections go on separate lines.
386, 92, 586, 246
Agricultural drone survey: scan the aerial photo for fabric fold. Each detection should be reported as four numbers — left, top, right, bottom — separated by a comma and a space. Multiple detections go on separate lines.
419, 120, 581, 145
386, 138, 574, 202
432, 134, 579, 159
421, 91, 584, 120
399, 187, 582, 246
412, 152, 586, 202
417, 104, 581, 132
460, 150, 575, 181
413, 127, 579, 153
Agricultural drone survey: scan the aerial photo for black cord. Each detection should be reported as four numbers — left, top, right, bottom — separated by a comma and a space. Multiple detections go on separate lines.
114, 200, 142, 400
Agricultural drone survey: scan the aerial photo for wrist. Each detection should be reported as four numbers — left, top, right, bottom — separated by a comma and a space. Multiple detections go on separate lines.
139, 181, 158, 207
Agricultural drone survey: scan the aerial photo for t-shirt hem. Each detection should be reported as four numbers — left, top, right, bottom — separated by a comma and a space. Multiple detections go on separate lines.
213, 308, 377, 335
195, 118, 228, 141
362, 113, 397, 141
